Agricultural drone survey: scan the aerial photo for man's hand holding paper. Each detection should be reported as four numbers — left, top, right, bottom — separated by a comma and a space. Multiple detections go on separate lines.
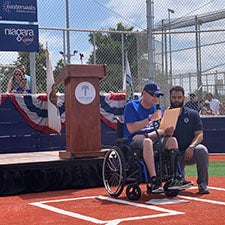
164, 126, 175, 137
158, 108, 181, 131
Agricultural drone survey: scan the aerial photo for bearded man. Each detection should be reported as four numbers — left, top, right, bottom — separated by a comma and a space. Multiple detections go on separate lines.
169, 86, 209, 194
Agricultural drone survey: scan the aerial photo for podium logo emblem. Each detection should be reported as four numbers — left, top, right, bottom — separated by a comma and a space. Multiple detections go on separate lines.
75, 81, 96, 105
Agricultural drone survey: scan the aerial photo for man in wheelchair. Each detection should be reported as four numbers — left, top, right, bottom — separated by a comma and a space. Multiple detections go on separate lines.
123, 81, 193, 193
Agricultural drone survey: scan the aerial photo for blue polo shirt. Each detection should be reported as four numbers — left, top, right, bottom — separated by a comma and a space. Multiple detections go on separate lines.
173, 106, 203, 151
123, 99, 162, 144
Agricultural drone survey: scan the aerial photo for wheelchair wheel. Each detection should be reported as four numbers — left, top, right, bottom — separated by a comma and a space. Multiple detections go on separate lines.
126, 183, 141, 201
102, 146, 126, 197
163, 182, 180, 197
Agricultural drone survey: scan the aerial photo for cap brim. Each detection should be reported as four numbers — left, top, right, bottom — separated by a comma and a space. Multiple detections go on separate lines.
145, 90, 164, 96
155, 91, 164, 96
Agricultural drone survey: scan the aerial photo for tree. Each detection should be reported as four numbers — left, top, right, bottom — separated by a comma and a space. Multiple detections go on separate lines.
0, 66, 15, 92
53, 59, 65, 93
88, 23, 138, 92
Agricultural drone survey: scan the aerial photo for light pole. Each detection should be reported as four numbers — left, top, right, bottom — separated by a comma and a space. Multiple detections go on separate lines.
146, 0, 155, 81
168, 8, 174, 85
161, 19, 164, 77
195, 16, 203, 98
66, 0, 71, 64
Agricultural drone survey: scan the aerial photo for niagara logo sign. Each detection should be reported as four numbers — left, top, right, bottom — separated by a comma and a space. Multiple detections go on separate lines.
0, 23, 39, 52
5, 27, 34, 45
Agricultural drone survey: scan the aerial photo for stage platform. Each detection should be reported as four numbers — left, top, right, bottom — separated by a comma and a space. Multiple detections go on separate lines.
0, 151, 104, 196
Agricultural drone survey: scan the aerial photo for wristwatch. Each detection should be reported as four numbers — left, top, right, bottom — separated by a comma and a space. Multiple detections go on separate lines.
189, 145, 196, 150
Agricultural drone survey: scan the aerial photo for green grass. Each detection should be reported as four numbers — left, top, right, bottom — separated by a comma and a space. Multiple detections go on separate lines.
185, 161, 225, 177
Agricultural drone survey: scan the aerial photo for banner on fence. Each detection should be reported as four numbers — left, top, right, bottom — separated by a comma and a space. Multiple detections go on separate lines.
0, 0, 37, 22
0, 23, 39, 52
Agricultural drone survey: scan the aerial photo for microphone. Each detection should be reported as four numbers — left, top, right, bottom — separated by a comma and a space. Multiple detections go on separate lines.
156, 104, 160, 110
154, 104, 161, 128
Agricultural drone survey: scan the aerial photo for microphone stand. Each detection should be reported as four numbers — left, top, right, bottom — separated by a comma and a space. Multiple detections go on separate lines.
153, 106, 163, 184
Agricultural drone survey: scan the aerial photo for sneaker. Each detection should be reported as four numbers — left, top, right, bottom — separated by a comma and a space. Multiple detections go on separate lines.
198, 183, 210, 194
148, 176, 164, 193
151, 183, 164, 193
168, 178, 194, 190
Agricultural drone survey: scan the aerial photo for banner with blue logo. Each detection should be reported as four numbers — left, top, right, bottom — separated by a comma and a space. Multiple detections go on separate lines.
0, 23, 39, 52
0, 0, 37, 22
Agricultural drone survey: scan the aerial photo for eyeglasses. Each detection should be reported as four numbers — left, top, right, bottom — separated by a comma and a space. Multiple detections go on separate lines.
147, 91, 161, 98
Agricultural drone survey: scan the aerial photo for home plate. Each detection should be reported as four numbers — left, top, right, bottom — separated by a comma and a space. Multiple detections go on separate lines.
147, 198, 189, 205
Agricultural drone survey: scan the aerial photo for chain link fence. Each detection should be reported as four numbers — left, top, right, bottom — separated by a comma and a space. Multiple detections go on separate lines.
0, 1, 225, 109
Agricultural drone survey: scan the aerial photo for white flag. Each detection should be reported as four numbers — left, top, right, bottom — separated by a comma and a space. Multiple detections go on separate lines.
46, 50, 61, 135
122, 52, 134, 100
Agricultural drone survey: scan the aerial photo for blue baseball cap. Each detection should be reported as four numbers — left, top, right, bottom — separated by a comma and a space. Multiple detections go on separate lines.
143, 81, 164, 96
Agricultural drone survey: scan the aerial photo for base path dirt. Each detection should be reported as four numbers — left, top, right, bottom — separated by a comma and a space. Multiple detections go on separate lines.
0, 177, 224, 225
209, 153, 225, 161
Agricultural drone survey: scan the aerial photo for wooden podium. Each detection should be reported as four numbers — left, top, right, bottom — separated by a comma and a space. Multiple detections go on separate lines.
55, 64, 107, 159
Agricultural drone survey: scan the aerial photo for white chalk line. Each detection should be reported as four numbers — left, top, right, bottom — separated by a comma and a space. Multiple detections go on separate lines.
30, 195, 183, 225
29, 185, 225, 224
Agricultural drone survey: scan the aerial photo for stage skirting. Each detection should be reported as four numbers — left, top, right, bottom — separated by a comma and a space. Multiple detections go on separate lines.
0, 152, 103, 196
0, 93, 224, 154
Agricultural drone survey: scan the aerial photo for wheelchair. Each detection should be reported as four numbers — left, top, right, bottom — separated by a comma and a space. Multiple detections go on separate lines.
102, 118, 183, 201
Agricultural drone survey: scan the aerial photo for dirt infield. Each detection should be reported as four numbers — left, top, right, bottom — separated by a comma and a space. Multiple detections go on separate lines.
209, 153, 225, 161
0, 154, 224, 225
0, 175, 225, 225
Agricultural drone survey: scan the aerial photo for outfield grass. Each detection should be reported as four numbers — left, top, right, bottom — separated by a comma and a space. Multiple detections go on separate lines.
186, 161, 225, 177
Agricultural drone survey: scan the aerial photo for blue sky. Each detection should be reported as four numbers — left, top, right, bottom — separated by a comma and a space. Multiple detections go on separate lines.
37, 0, 225, 30
37, 0, 146, 30
1, 0, 225, 71
38, 0, 225, 74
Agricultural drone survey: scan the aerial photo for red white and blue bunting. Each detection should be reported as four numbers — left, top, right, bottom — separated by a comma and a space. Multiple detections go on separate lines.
0, 93, 126, 134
